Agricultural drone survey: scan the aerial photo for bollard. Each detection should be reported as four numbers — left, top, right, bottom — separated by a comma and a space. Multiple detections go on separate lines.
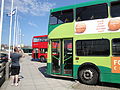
5, 61, 11, 80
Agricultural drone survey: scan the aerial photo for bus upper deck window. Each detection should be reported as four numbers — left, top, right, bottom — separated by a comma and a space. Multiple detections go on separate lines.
49, 12, 59, 25
76, 3, 108, 21
34, 38, 39, 42
111, 1, 120, 17
49, 9, 73, 25
61, 9, 74, 23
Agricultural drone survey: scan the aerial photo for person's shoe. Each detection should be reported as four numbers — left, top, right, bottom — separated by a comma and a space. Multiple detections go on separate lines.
15, 83, 19, 86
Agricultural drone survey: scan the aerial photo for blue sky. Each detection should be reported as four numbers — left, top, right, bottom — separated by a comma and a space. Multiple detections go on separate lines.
1, 0, 93, 46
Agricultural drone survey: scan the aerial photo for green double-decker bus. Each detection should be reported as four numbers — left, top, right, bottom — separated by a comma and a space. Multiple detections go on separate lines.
47, 0, 120, 85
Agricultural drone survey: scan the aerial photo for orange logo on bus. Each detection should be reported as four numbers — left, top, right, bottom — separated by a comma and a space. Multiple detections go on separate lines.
111, 57, 120, 73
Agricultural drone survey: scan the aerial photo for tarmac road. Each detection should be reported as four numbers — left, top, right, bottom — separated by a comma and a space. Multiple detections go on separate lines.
0, 56, 120, 90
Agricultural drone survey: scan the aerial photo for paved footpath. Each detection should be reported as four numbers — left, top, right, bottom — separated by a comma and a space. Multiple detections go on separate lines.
0, 56, 120, 90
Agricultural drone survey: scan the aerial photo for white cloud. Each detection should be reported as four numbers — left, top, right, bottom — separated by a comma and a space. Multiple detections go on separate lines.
5, 0, 56, 16
28, 22, 39, 28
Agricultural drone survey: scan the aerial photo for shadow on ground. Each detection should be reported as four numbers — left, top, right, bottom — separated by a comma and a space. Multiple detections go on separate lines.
38, 66, 120, 89
38, 66, 50, 78
0, 76, 5, 87
98, 82, 120, 89
38, 66, 74, 81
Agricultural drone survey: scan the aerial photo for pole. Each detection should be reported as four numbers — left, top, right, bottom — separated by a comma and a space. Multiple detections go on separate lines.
13, 7, 17, 52
16, 16, 18, 46
8, 0, 14, 59
18, 23, 20, 46
6, 0, 14, 80
21, 34, 24, 47
0, 0, 5, 51
20, 29, 21, 46
18, 22, 20, 46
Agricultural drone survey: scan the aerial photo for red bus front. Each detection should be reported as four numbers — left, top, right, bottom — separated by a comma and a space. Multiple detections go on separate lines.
32, 35, 48, 62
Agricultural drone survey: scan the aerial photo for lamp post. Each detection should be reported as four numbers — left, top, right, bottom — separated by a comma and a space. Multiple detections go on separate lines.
5, 0, 14, 80
13, 7, 17, 52
15, 16, 19, 46
8, 0, 14, 59
0, 0, 5, 51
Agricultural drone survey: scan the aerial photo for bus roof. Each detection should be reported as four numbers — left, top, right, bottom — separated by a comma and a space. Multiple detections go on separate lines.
33, 35, 48, 38
50, 0, 118, 13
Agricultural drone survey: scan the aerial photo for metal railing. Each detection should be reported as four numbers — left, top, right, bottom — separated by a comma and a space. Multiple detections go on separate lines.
0, 60, 11, 87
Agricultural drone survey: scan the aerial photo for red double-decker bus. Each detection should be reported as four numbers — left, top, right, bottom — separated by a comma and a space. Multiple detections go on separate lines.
32, 35, 48, 62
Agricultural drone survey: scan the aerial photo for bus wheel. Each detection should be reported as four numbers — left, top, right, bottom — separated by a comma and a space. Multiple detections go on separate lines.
78, 68, 98, 85
40, 56, 45, 62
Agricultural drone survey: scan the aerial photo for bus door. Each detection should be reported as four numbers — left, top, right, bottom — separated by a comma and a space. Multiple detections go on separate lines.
34, 48, 39, 59
63, 39, 73, 76
51, 40, 61, 74
51, 39, 73, 76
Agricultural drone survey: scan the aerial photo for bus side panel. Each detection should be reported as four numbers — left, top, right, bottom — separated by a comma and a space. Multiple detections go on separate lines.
110, 73, 120, 83
98, 66, 111, 83
73, 65, 79, 79
100, 73, 120, 84
47, 63, 52, 74
47, 41, 52, 75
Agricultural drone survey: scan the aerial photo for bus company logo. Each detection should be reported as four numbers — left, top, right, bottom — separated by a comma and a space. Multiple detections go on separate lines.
112, 57, 120, 73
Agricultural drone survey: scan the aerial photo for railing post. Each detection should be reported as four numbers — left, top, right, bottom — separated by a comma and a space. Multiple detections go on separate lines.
5, 61, 10, 80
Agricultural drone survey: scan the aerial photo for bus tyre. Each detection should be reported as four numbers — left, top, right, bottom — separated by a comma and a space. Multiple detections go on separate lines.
78, 68, 98, 85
